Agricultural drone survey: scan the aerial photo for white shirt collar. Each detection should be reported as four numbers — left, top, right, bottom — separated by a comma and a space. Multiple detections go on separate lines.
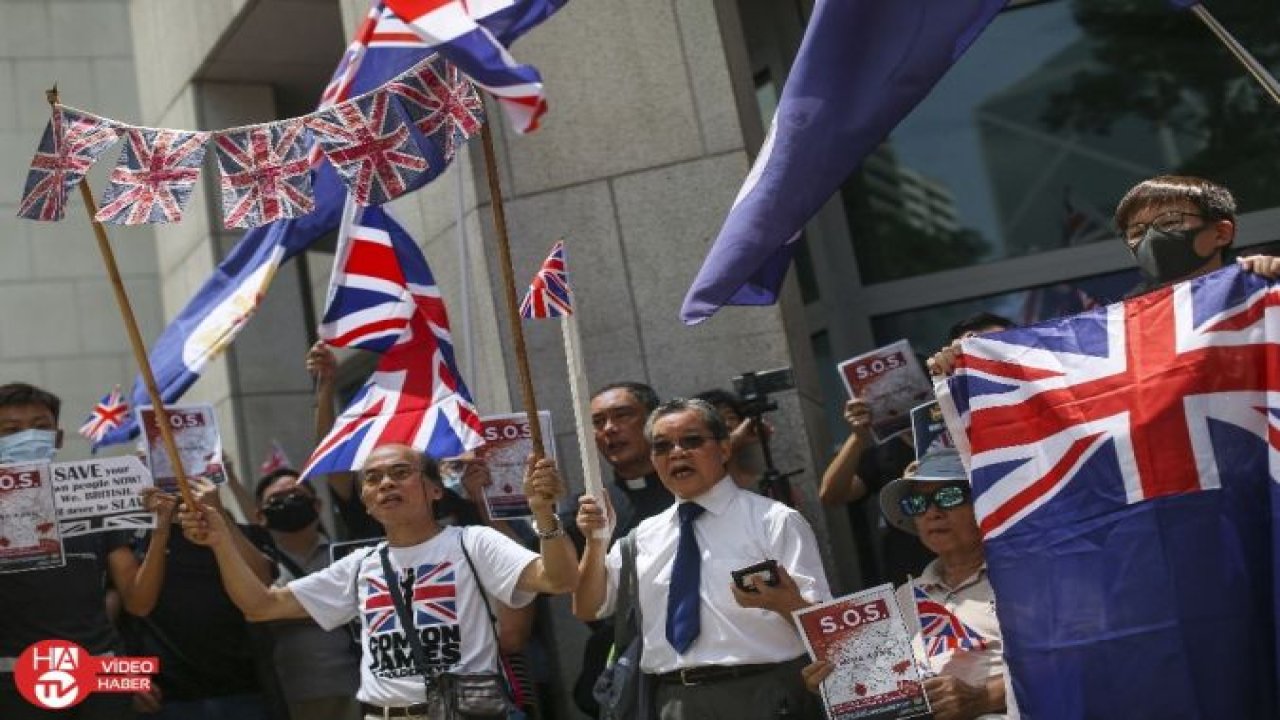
672, 475, 736, 519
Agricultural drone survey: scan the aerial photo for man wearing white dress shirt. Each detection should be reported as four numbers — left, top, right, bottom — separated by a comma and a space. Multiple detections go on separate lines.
574, 398, 830, 719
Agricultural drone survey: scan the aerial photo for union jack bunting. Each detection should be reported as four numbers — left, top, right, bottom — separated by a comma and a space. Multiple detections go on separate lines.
939, 265, 1280, 718
911, 584, 987, 658
391, 60, 485, 162
213, 120, 314, 229
384, 0, 571, 133
307, 92, 430, 206
78, 386, 129, 446
96, 128, 210, 225
18, 106, 119, 221
362, 561, 458, 633
301, 205, 484, 478
519, 240, 573, 318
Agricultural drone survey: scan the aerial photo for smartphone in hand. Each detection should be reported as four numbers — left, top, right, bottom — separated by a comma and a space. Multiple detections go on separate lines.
732, 559, 780, 593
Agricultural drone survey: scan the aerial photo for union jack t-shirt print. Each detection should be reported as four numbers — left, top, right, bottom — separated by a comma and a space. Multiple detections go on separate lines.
938, 264, 1280, 719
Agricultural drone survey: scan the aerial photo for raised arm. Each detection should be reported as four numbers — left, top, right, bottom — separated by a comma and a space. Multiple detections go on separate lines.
818, 399, 875, 505
514, 458, 579, 595
307, 341, 358, 503
570, 493, 613, 621
108, 488, 178, 617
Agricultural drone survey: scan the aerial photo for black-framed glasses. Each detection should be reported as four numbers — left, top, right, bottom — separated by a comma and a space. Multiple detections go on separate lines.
899, 484, 971, 517
361, 463, 420, 485
651, 435, 712, 456
1123, 211, 1205, 246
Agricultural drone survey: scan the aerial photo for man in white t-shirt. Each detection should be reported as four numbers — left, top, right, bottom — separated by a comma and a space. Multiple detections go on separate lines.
180, 443, 579, 719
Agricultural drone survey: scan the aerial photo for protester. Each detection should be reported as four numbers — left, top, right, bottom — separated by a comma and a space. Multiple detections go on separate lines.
178, 443, 578, 718
127, 475, 284, 720
804, 449, 1012, 720
574, 398, 829, 719
254, 468, 361, 720
0, 383, 171, 720
693, 388, 769, 490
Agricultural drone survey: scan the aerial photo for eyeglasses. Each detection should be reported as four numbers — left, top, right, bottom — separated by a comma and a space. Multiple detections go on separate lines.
899, 484, 971, 517
651, 435, 713, 456
361, 463, 420, 485
1123, 211, 1204, 246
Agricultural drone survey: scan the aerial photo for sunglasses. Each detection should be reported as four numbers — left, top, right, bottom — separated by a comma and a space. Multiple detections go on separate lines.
651, 435, 713, 456
899, 483, 971, 517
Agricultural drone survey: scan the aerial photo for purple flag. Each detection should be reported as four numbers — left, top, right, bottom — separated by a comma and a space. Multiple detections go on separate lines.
680, 0, 1006, 324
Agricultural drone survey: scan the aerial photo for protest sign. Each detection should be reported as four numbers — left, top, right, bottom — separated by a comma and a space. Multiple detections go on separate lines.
51, 456, 155, 537
0, 462, 65, 573
793, 584, 928, 720
838, 341, 932, 442
909, 401, 953, 461
137, 405, 225, 493
478, 411, 553, 521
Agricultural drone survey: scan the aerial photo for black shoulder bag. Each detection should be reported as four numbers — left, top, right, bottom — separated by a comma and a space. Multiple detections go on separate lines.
593, 530, 651, 720
378, 530, 512, 720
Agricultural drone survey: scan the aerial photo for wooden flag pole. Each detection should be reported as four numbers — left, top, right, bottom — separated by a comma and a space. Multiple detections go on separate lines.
1189, 4, 1280, 107
478, 115, 545, 457
46, 87, 198, 511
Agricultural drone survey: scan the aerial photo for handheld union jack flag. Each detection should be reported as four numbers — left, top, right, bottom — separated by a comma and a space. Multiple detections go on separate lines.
519, 240, 573, 318
96, 128, 210, 225
362, 560, 458, 634
391, 61, 485, 163
302, 205, 484, 478
939, 264, 1280, 718
79, 387, 129, 446
18, 106, 120, 221
213, 120, 314, 229
307, 92, 430, 207
384, 0, 570, 133
911, 584, 987, 658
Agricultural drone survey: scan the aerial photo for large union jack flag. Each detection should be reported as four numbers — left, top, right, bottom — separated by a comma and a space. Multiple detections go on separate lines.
911, 584, 987, 659
78, 386, 129, 446
519, 240, 572, 318
940, 264, 1280, 718
301, 205, 484, 478
213, 120, 314, 229
363, 560, 458, 634
96, 128, 210, 225
307, 92, 430, 207
18, 106, 120, 222
391, 61, 485, 163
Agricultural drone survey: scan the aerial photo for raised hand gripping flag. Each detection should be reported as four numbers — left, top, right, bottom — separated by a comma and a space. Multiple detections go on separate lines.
519, 240, 572, 318
95, 128, 210, 225
939, 264, 1280, 718
383, 0, 570, 133
911, 584, 988, 659
681, 0, 1006, 323
18, 106, 120, 221
214, 120, 314, 229
302, 205, 484, 478
79, 387, 129, 446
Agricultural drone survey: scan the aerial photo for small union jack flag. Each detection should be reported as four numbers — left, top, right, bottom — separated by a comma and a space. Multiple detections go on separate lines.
18, 106, 119, 221
213, 120, 314, 229
258, 440, 294, 476
79, 387, 130, 446
363, 560, 458, 634
96, 128, 210, 225
912, 584, 989, 658
307, 92, 430, 207
520, 240, 573, 318
391, 60, 484, 162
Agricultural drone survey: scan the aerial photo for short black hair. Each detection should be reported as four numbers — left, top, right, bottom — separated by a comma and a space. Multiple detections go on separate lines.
254, 468, 306, 504
693, 388, 745, 417
0, 383, 61, 422
1114, 175, 1237, 234
591, 381, 660, 413
948, 312, 1016, 342
644, 398, 730, 443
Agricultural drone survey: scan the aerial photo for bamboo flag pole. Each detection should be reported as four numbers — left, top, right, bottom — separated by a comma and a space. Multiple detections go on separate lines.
478, 113, 545, 457
1188, 3, 1280, 107
46, 87, 198, 511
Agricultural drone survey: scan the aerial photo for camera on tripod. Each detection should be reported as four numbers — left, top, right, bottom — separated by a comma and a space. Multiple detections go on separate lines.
731, 367, 796, 417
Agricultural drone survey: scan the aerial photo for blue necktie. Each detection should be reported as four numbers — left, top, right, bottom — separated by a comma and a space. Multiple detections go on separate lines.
666, 502, 706, 654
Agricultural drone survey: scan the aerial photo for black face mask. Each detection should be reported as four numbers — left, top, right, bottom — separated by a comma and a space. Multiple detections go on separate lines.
1133, 226, 1217, 285
263, 494, 318, 533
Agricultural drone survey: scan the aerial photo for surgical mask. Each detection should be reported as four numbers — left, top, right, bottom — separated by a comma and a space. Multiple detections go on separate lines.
262, 494, 319, 533
0, 429, 58, 464
1134, 226, 1216, 285
439, 466, 466, 495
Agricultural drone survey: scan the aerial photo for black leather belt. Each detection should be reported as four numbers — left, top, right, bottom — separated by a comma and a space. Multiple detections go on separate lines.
360, 701, 432, 718
656, 661, 782, 686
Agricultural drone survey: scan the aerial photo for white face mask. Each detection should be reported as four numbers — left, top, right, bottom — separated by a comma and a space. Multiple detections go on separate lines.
0, 429, 58, 464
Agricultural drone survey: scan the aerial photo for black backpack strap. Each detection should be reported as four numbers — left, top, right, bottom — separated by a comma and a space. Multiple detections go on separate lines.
457, 528, 503, 666
612, 530, 640, 651
378, 545, 436, 698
